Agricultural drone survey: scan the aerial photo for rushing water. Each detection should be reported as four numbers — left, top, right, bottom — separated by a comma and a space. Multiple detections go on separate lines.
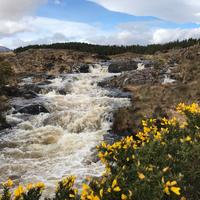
0, 63, 130, 192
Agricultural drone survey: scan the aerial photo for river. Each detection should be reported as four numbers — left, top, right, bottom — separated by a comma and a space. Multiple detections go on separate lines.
0, 63, 130, 192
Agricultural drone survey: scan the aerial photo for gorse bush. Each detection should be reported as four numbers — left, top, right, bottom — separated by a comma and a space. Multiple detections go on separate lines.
1, 103, 200, 200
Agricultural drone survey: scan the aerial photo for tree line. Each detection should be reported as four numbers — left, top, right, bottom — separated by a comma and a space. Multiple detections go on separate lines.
14, 38, 200, 55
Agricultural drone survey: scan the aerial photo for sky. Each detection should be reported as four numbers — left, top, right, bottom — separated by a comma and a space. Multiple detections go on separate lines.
0, 0, 200, 49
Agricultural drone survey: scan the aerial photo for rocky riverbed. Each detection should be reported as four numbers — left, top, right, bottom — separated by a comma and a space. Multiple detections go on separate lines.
0, 44, 200, 191
0, 63, 130, 193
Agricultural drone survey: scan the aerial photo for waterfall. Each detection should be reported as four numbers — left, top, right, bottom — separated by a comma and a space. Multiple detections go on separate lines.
0, 63, 130, 192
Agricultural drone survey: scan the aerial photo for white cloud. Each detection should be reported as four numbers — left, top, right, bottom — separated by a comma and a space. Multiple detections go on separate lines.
0, 19, 33, 37
88, 0, 200, 23
152, 28, 200, 44
0, 17, 200, 49
1, 0, 200, 48
0, 17, 102, 48
0, 17, 154, 48
0, 0, 47, 20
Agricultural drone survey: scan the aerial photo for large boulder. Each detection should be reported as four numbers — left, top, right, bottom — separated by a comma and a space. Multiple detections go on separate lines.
1, 85, 39, 99
22, 91, 38, 99
108, 61, 138, 73
73, 64, 90, 73
0, 117, 11, 130
14, 104, 49, 115
1, 86, 22, 97
99, 68, 162, 89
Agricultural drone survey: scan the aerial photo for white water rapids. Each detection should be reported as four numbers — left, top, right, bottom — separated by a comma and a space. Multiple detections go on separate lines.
0, 63, 130, 192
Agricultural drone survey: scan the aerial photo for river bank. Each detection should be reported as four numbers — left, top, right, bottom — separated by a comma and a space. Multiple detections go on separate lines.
100, 44, 200, 135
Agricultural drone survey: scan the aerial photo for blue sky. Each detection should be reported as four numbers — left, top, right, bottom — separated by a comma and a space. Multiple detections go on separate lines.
0, 0, 200, 48
37, 0, 158, 29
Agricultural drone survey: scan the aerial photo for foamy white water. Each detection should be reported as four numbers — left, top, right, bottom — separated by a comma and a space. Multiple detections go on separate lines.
0, 63, 130, 192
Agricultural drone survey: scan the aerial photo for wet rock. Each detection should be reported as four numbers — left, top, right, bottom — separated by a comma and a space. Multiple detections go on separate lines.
73, 64, 90, 73
0, 122, 11, 131
1, 86, 22, 97
14, 104, 49, 115
23, 84, 44, 94
106, 89, 132, 98
100, 68, 162, 89
22, 91, 38, 99
1, 85, 39, 99
58, 89, 67, 95
108, 59, 155, 73
108, 61, 138, 73
46, 75, 56, 80
0, 114, 11, 130
37, 80, 52, 85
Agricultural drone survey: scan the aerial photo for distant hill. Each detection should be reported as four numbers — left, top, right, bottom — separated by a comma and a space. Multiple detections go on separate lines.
0, 46, 11, 52
14, 38, 200, 55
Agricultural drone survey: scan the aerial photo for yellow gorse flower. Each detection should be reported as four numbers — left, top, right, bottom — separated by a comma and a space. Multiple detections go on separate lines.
163, 180, 181, 196
14, 185, 24, 198
3, 179, 13, 188
35, 182, 45, 189
121, 194, 128, 200
138, 172, 145, 180
113, 186, 121, 192
26, 183, 34, 190
111, 179, 121, 192
180, 136, 192, 143
177, 103, 200, 114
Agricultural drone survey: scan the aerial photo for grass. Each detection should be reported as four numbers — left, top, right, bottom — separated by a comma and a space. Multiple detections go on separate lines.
0, 60, 13, 127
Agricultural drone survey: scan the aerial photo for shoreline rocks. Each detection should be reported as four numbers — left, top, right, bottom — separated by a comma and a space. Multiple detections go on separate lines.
108, 60, 154, 73
13, 104, 49, 115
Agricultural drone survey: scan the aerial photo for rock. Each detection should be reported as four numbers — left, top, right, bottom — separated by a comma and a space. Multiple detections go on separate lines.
100, 68, 162, 89
37, 80, 52, 85
0, 114, 11, 130
0, 122, 11, 130
141, 60, 154, 68
106, 89, 132, 98
22, 91, 38, 99
79, 64, 90, 73
74, 64, 90, 73
1, 86, 22, 97
14, 104, 49, 115
23, 84, 44, 94
46, 75, 56, 80
58, 89, 67, 95
1, 86, 39, 99
108, 61, 138, 73
44, 63, 54, 68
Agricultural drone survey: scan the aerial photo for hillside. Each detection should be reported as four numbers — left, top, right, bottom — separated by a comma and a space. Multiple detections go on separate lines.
0, 46, 11, 52
15, 38, 200, 55
5, 49, 103, 75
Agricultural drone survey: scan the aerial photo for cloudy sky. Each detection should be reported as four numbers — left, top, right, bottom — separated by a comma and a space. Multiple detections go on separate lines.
0, 0, 200, 48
